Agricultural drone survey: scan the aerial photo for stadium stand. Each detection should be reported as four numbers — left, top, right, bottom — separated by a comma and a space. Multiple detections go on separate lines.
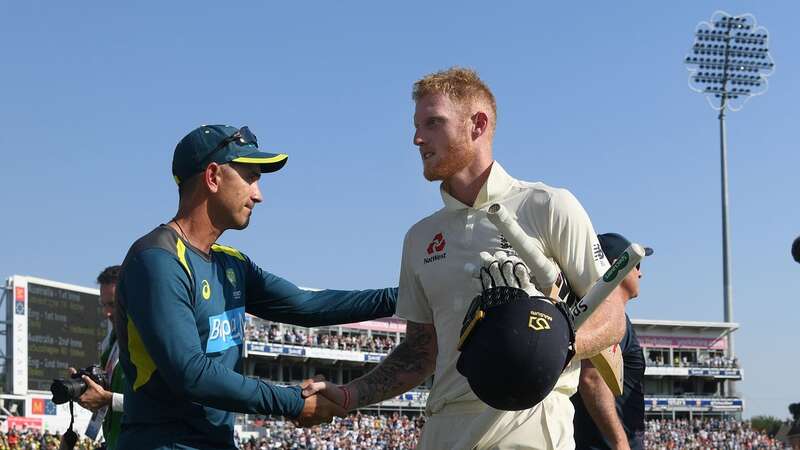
235, 413, 424, 450
644, 417, 788, 449
0, 418, 787, 449
245, 322, 398, 353
232, 316, 786, 447
232, 415, 790, 449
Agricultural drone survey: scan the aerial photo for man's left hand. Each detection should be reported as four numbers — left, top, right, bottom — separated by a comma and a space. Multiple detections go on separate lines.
77, 376, 112, 412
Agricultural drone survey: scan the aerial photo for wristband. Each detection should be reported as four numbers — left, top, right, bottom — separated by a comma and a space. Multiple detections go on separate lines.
338, 385, 351, 410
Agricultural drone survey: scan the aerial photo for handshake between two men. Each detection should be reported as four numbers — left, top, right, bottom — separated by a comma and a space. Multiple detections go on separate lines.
298, 249, 577, 421
295, 375, 348, 427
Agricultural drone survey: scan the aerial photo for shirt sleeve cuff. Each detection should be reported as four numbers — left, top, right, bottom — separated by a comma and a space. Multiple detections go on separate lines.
112, 392, 124, 412
283, 385, 305, 419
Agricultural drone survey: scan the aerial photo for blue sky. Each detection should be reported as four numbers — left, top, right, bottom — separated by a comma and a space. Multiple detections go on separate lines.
1, 2, 798, 420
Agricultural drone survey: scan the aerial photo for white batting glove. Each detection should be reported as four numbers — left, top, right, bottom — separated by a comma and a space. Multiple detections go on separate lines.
475, 251, 542, 297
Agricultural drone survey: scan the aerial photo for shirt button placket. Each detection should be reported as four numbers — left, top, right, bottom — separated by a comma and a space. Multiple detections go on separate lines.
464, 209, 475, 245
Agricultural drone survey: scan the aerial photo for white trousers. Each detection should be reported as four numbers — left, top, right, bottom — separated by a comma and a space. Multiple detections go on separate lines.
417, 392, 575, 450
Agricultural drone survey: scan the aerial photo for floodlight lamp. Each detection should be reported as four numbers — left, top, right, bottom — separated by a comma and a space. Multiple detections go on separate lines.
685, 10, 775, 111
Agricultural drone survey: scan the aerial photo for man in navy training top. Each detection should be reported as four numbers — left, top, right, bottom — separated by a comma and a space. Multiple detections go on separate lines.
115, 125, 398, 450
572, 232, 652, 450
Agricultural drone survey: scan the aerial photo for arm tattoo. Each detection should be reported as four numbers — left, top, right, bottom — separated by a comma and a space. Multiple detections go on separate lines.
350, 321, 437, 408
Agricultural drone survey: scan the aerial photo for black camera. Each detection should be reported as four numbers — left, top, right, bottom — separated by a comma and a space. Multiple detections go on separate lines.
50, 365, 108, 405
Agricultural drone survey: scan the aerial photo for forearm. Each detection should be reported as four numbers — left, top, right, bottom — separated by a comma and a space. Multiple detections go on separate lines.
574, 287, 626, 359
157, 348, 304, 417
347, 341, 435, 408
579, 364, 629, 449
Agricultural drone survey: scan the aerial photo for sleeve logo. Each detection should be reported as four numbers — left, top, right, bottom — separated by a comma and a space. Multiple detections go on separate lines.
592, 243, 605, 262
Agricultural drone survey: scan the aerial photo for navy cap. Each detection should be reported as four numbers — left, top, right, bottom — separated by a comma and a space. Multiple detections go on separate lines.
172, 125, 288, 185
457, 289, 575, 411
597, 232, 653, 261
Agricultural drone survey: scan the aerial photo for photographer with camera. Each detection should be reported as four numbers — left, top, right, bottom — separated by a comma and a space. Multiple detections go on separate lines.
66, 265, 125, 450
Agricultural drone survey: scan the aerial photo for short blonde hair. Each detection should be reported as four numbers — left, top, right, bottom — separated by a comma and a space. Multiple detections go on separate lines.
412, 67, 497, 133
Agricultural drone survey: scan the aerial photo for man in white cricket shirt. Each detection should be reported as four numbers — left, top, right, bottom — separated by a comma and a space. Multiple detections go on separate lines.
303, 67, 630, 449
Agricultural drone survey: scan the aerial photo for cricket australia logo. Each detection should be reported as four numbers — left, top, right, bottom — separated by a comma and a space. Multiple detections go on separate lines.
226, 268, 237, 287
424, 232, 447, 264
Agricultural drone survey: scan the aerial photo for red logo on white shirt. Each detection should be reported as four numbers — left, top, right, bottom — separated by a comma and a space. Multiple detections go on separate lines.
426, 233, 446, 255
424, 233, 447, 264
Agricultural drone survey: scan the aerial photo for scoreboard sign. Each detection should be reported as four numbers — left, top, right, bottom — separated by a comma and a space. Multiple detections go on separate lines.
8, 276, 107, 394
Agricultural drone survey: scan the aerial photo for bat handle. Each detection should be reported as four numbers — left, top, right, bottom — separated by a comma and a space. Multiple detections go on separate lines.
487, 203, 559, 288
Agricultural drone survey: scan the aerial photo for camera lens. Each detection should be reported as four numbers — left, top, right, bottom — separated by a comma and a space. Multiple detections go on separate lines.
50, 378, 87, 405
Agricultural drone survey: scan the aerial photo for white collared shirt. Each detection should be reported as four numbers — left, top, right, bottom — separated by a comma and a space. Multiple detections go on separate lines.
397, 162, 610, 414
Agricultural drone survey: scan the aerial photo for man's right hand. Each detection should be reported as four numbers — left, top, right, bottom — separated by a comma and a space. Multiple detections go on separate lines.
294, 392, 347, 427
68, 367, 112, 412
301, 380, 348, 409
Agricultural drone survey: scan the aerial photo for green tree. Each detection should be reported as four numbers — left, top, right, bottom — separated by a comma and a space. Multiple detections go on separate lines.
751, 415, 783, 436
789, 403, 800, 421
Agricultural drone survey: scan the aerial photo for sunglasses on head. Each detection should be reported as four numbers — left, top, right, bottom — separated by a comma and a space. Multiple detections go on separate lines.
207, 126, 258, 160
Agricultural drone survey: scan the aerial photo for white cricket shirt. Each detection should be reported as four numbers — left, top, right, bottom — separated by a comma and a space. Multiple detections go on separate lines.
397, 162, 610, 415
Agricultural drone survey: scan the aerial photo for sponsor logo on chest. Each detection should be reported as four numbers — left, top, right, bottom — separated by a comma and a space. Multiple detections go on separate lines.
206, 306, 245, 353
201, 279, 211, 300
424, 232, 447, 264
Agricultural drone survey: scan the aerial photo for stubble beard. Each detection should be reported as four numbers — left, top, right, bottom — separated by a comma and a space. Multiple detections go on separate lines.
423, 132, 475, 182
210, 200, 251, 232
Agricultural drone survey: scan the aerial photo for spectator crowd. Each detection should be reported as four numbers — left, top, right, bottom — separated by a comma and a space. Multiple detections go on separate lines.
231, 415, 787, 449
0, 416, 787, 449
0, 428, 97, 449
245, 322, 398, 354
645, 417, 787, 449
236, 413, 423, 449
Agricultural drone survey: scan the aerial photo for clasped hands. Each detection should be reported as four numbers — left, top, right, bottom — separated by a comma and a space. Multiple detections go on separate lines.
298, 251, 535, 427
295, 375, 353, 427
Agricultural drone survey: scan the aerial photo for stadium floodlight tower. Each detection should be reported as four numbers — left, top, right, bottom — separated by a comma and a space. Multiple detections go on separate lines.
684, 11, 774, 362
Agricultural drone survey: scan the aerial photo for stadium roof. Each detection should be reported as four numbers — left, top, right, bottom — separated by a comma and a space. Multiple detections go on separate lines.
632, 318, 739, 339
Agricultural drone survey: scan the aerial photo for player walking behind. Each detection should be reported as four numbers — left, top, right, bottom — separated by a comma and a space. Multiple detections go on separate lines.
573, 233, 651, 450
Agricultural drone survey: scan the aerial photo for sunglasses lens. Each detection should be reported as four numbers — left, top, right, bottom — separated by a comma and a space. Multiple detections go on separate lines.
238, 126, 258, 146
